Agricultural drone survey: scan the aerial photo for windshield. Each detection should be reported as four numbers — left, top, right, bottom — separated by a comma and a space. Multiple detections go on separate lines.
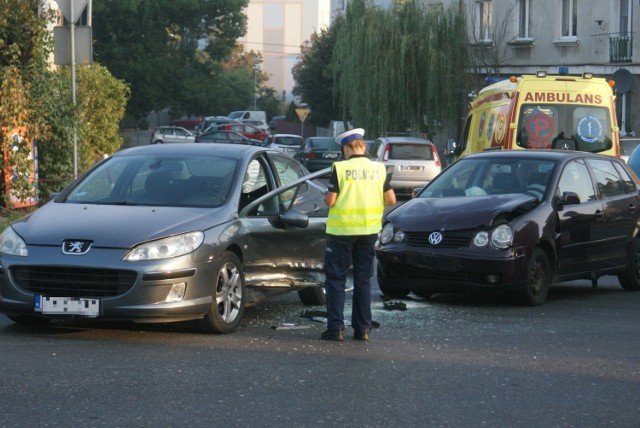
275, 136, 302, 146
419, 157, 556, 202
309, 138, 341, 150
516, 104, 612, 153
64, 154, 237, 208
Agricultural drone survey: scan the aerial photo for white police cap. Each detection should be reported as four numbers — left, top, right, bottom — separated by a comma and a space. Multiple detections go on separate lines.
335, 128, 365, 145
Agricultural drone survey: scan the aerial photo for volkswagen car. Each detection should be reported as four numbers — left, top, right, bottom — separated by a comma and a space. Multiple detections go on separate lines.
0, 144, 330, 333
376, 150, 640, 305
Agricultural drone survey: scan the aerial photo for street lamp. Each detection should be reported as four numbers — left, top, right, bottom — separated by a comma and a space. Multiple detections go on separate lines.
253, 62, 259, 110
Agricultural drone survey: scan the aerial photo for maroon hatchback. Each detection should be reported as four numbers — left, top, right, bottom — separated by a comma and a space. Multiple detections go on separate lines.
376, 150, 640, 305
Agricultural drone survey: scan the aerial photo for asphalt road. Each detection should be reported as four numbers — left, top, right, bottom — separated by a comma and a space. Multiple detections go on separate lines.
1, 274, 639, 427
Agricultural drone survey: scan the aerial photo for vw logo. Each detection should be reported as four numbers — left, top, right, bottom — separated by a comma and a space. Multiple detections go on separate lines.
428, 231, 443, 245
62, 240, 93, 255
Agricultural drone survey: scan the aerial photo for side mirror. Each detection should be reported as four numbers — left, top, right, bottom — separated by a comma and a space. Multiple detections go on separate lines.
445, 138, 457, 155
269, 209, 309, 229
555, 191, 580, 209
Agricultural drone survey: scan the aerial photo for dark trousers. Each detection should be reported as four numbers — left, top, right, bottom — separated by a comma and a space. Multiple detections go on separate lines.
324, 233, 377, 333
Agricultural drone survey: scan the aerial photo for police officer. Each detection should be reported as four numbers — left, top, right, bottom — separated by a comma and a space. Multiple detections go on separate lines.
321, 128, 396, 341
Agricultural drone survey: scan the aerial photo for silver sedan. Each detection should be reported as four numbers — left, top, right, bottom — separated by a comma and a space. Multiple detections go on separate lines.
0, 144, 330, 333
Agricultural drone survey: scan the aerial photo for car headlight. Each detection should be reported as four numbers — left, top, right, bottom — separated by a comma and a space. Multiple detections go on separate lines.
380, 223, 395, 245
0, 227, 28, 256
473, 231, 489, 247
491, 224, 513, 249
123, 231, 204, 261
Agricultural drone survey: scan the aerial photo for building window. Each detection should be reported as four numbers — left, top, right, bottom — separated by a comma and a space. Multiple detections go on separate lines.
619, 0, 631, 34
561, 0, 577, 37
517, 0, 531, 39
475, 0, 492, 42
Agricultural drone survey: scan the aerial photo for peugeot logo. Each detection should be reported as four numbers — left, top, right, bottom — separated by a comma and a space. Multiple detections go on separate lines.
62, 240, 92, 255
428, 231, 443, 245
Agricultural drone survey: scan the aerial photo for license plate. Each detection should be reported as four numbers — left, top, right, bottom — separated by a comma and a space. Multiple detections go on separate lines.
35, 295, 100, 317
401, 165, 423, 171
324, 153, 338, 159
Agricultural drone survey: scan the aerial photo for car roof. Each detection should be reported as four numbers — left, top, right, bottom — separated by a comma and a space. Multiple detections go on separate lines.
118, 142, 272, 159
376, 136, 434, 144
465, 149, 617, 162
273, 134, 302, 138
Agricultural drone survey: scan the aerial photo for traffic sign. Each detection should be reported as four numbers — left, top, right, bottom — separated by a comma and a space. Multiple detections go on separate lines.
295, 107, 311, 122
55, 0, 89, 24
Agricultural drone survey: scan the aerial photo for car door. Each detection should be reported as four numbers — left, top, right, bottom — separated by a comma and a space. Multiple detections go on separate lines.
555, 159, 605, 275
239, 160, 328, 289
586, 158, 639, 268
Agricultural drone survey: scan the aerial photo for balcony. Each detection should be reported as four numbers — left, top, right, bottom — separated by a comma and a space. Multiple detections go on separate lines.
610, 33, 633, 63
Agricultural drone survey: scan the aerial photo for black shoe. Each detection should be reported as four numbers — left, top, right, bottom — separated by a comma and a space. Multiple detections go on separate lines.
353, 330, 369, 341
320, 329, 344, 341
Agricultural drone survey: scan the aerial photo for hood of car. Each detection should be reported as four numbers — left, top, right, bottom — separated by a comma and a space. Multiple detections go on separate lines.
12, 202, 231, 248
388, 194, 538, 231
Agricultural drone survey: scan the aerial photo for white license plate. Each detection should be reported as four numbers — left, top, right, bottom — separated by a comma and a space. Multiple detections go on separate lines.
401, 166, 423, 171
35, 295, 100, 317
324, 153, 338, 159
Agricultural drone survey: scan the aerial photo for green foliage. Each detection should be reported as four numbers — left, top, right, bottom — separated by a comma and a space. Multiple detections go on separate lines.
75, 64, 130, 171
0, 0, 55, 206
92, 0, 266, 120
332, 0, 471, 137
292, 23, 342, 127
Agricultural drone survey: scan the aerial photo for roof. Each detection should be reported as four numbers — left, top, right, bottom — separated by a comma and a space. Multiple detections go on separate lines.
118, 142, 270, 159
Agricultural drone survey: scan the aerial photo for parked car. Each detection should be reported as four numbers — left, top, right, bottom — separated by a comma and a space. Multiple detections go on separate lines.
195, 130, 262, 145
170, 116, 202, 130
269, 115, 286, 130
265, 134, 304, 156
150, 126, 196, 144
620, 137, 640, 163
220, 123, 270, 141
369, 135, 441, 195
199, 116, 238, 134
295, 136, 343, 172
376, 150, 640, 305
0, 143, 331, 333
243, 119, 270, 132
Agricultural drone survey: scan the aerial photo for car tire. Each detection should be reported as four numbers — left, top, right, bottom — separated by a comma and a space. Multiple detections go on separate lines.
513, 247, 550, 306
297, 287, 326, 306
198, 251, 245, 334
617, 237, 640, 291
377, 263, 409, 298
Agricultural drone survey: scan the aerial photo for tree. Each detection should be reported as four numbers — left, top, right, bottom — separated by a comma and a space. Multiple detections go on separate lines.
332, 0, 471, 138
292, 22, 342, 127
92, 0, 250, 121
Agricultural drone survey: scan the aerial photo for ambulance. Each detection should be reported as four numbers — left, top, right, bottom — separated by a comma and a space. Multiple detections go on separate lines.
449, 71, 620, 160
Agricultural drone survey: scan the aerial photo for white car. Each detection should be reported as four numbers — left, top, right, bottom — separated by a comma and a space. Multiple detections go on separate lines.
265, 134, 304, 156
150, 126, 195, 144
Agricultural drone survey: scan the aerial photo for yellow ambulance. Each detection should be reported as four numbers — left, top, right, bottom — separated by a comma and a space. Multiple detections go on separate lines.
449, 71, 620, 160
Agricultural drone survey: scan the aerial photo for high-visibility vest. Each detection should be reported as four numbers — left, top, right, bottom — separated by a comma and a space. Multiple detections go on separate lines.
326, 157, 387, 235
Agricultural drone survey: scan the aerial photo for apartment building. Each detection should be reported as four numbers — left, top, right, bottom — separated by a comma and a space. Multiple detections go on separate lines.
333, 0, 640, 136
242, 0, 332, 102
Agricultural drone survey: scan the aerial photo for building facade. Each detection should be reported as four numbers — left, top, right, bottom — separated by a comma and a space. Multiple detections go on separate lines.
333, 0, 640, 136
242, 0, 332, 102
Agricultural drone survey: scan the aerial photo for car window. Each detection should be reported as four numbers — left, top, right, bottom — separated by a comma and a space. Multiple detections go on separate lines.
557, 160, 596, 203
270, 154, 308, 205
389, 143, 433, 160
65, 154, 236, 207
612, 162, 636, 193
588, 158, 624, 198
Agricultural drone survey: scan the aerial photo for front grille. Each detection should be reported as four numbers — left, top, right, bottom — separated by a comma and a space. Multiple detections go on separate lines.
11, 266, 137, 298
404, 230, 472, 248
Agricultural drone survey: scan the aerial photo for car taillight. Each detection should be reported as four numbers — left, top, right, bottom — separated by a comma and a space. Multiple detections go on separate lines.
383, 145, 389, 161
307, 152, 316, 159
431, 145, 440, 167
